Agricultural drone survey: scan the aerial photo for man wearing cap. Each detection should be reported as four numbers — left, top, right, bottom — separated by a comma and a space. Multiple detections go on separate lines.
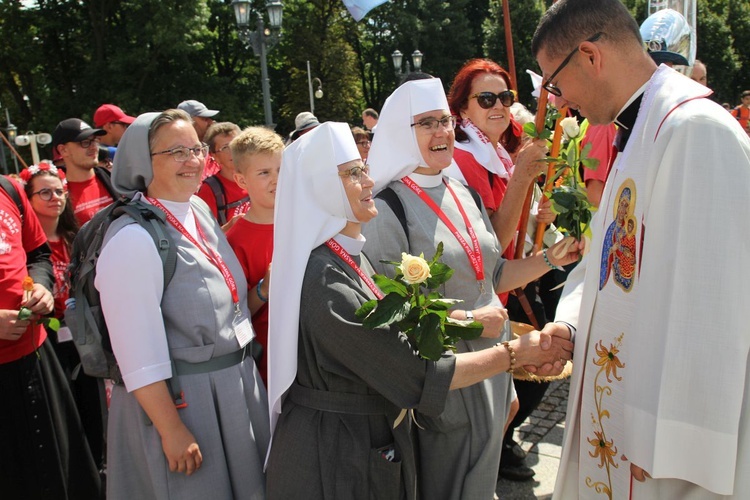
177, 99, 219, 142
533, 0, 750, 497
178, 100, 221, 179
93, 104, 135, 147
288, 112, 320, 143
52, 118, 118, 225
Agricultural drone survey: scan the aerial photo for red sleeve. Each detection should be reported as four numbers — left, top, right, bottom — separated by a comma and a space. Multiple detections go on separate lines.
582, 123, 617, 184
196, 178, 219, 219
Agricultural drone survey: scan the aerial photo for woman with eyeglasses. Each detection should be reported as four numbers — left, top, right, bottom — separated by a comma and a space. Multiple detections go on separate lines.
97, 109, 270, 499
265, 121, 572, 499
362, 78, 580, 499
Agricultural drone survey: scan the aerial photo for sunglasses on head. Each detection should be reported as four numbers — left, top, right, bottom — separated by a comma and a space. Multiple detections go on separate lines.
470, 90, 517, 109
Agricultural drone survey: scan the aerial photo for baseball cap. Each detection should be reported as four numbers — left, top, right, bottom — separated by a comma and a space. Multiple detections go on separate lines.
93, 104, 136, 127
177, 100, 220, 118
52, 118, 106, 149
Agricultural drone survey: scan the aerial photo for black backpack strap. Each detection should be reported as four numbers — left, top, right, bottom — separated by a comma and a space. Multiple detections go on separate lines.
203, 175, 228, 225
0, 175, 24, 223
465, 184, 483, 212
115, 201, 178, 289
375, 187, 408, 241
94, 167, 120, 201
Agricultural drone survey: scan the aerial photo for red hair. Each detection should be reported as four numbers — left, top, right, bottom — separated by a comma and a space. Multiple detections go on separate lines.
448, 59, 522, 154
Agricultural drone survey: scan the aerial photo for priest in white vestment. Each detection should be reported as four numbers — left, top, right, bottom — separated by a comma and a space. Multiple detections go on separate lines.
532, 0, 750, 498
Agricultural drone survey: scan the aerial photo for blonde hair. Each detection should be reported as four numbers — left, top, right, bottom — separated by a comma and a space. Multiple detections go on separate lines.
204, 122, 241, 151
230, 126, 284, 174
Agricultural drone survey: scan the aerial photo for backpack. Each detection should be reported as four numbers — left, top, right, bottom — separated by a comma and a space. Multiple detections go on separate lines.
0, 175, 24, 223
65, 197, 177, 383
203, 175, 250, 225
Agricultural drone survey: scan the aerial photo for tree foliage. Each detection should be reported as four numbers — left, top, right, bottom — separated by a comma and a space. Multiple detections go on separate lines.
1, 0, 748, 168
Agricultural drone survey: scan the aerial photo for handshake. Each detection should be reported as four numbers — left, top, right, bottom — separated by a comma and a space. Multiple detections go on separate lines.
508, 322, 574, 377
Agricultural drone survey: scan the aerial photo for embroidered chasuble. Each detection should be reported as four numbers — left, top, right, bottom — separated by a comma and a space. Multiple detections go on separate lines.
578, 171, 641, 499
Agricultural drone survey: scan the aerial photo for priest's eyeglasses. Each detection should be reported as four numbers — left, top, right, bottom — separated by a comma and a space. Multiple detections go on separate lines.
543, 32, 603, 97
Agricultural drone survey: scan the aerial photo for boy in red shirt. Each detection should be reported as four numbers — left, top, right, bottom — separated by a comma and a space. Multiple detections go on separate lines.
196, 122, 250, 228
225, 126, 283, 384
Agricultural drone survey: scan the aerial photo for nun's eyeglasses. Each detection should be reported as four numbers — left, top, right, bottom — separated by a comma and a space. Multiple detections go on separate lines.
338, 164, 370, 183
411, 115, 456, 133
151, 144, 209, 162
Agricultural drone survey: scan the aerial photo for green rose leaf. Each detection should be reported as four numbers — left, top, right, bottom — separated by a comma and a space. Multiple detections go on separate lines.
425, 262, 453, 289
355, 299, 378, 319
414, 313, 445, 361
362, 292, 411, 329
42, 317, 61, 332
444, 317, 484, 341
372, 274, 408, 297
17, 307, 33, 321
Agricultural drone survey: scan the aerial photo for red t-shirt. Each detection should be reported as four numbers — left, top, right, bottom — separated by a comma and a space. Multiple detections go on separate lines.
453, 149, 513, 304
732, 106, 750, 131
201, 155, 221, 181
582, 123, 617, 184
0, 177, 49, 363
67, 175, 114, 225
48, 239, 70, 320
196, 174, 251, 223
225, 217, 273, 383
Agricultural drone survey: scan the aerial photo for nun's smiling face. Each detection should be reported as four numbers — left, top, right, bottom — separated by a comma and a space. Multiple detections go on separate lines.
338, 159, 377, 224
148, 120, 205, 201
413, 109, 455, 174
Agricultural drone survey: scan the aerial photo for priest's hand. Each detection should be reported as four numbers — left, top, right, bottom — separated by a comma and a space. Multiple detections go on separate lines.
512, 330, 572, 372
525, 322, 573, 374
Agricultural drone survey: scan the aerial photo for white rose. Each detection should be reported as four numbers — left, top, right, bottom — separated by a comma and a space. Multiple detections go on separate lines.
560, 116, 580, 140
398, 252, 432, 285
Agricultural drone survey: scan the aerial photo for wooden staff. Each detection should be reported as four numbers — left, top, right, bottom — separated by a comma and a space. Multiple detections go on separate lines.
0, 131, 28, 171
513, 90, 548, 261
532, 107, 568, 252
502, 0, 517, 91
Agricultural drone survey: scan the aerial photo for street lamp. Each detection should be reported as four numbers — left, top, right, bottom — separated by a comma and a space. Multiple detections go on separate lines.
306, 60, 323, 114
392, 49, 424, 76
2, 108, 19, 173
232, 0, 283, 127
15, 132, 52, 165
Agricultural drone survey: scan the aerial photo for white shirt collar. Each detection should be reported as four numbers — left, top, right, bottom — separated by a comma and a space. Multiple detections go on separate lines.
405, 171, 444, 188
332, 232, 366, 255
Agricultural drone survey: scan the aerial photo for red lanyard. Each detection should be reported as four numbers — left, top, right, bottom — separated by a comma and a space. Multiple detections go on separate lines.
146, 197, 239, 304
401, 176, 485, 283
325, 239, 384, 299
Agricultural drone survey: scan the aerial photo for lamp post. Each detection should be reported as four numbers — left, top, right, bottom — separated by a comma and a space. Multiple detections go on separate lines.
15, 132, 52, 166
306, 60, 323, 114
391, 49, 423, 77
232, 0, 283, 127
3, 108, 19, 173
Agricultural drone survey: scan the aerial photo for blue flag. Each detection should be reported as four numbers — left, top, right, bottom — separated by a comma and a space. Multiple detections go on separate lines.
343, 0, 389, 21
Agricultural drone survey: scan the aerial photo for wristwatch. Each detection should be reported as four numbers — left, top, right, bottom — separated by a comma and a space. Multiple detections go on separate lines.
465, 310, 475, 321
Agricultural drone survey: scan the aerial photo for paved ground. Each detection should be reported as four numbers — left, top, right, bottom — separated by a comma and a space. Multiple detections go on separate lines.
496, 378, 570, 500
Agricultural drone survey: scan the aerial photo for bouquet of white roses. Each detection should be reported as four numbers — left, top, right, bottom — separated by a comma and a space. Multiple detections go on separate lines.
523, 114, 599, 242
355, 243, 483, 361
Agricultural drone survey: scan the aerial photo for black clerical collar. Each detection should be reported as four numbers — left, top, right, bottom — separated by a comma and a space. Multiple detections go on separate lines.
613, 92, 644, 151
